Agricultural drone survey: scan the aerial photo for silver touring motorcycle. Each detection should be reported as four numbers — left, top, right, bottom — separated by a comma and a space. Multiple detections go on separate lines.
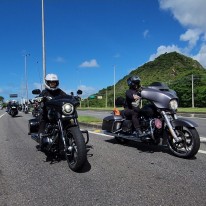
102, 82, 200, 158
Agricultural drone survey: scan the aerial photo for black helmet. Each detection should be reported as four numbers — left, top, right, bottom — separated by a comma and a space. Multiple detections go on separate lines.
127, 76, 141, 88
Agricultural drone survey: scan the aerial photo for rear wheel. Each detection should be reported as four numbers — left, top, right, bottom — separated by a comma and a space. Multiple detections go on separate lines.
167, 126, 200, 158
64, 127, 87, 171
11, 110, 15, 117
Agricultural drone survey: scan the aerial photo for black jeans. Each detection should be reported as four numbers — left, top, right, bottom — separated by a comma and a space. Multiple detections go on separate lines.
38, 111, 47, 134
124, 108, 140, 130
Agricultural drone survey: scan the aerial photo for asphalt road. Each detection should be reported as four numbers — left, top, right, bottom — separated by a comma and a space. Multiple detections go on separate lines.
0, 110, 206, 206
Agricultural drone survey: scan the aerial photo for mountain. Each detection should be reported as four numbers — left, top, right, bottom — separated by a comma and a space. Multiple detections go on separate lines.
84, 52, 206, 107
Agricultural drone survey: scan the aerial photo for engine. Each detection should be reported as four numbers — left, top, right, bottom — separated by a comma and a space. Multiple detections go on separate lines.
42, 125, 59, 150
140, 117, 163, 138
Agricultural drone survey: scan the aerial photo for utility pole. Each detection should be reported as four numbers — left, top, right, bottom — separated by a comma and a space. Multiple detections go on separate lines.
42, 0, 46, 84
192, 74, 194, 108
113, 65, 116, 108
24, 54, 30, 102
105, 88, 107, 108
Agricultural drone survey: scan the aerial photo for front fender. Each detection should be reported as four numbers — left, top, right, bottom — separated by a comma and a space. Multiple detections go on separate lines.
171, 118, 198, 128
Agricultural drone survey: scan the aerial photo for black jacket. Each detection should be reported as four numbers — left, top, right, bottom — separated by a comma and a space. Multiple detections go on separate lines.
39, 88, 66, 99
125, 88, 141, 110
38, 88, 67, 120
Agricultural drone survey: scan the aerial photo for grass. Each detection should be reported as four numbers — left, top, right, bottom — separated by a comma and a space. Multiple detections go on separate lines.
178, 107, 206, 113
78, 115, 102, 123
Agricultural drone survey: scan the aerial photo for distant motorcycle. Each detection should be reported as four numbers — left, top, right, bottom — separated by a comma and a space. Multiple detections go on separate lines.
32, 103, 40, 118
28, 89, 89, 171
8, 103, 18, 117
18, 104, 22, 111
102, 82, 200, 159
24, 104, 29, 114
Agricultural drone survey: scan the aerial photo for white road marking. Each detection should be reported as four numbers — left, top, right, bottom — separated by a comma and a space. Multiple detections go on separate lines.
200, 137, 206, 142
0, 113, 6, 119
198, 150, 206, 154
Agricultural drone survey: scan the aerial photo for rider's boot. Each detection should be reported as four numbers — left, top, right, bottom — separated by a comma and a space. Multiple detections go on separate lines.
133, 128, 143, 137
38, 133, 48, 150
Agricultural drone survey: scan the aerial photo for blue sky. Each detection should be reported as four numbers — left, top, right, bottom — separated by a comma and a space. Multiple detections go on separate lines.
1, 0, 206, 101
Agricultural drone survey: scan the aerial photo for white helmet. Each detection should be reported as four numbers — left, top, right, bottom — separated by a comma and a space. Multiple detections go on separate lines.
44, 73, 59, 91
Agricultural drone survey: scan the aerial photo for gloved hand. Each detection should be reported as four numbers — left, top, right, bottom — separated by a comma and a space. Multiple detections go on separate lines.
36, 97, 44, 103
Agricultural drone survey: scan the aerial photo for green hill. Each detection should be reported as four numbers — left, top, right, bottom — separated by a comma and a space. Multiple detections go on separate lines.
83, 52, 206, 108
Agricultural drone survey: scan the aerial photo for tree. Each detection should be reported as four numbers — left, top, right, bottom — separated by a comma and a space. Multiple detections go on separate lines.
0, 96, 4, 102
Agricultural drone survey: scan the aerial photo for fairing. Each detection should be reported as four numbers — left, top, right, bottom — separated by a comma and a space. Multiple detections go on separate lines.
45, 95, 80, 109
141, 87, 178, 109
171, 118, 198, 128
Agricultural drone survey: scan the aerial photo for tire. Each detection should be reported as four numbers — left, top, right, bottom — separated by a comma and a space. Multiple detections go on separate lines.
11, 110, 15, 117
64, 127, 87, 171
115, 136, 129, 144
167, 126, 200, 158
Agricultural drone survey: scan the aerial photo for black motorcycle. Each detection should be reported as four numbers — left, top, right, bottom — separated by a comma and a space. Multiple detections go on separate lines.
8, 103, 18, 117
28, 89, 89, 171
102, 82, 200, 159
32, 102, 40, 118
24, 104, 29, 114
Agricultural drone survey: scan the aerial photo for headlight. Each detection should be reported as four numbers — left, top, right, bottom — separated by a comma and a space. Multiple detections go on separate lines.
169, 99, 178, 110
62, 103, 74, 115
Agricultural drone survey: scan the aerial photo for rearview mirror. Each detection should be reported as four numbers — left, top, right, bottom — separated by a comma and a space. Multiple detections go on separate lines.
77, 90, 82, 95
32, 89, 41, 95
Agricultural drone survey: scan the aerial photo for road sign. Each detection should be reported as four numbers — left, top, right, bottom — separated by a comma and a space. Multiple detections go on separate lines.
97, 96, 102, 99
88, 95, 95, 99
10, 94, 18, 98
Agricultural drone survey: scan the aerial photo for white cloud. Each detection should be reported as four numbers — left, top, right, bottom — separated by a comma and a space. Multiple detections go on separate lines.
149, 45, 181, 61
192, 44, 206, 68
159, 0, 206, 30
114, 53, 120, 58
143, 29, 149, 38
62, 84, 98, 98
180, 29, 201, 49
79, 59, 99, 68
54, 56, 66, 63
77, 85, 98, 97
155, 0, 206, 67
33, 82, 43, 90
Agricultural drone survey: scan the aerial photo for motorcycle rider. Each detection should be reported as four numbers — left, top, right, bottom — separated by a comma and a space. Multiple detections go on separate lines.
124, 75, 143, 137
6, 100, 12, 113
38, 73, 66, 148
7, 100, 16, 113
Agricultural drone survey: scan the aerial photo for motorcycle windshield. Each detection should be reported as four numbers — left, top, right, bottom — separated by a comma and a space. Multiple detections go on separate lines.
45, 95, 80, 108
11, 103, 18, 107
141, 87, 178, 109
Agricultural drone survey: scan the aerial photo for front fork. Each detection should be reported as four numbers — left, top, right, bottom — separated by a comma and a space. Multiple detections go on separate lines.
57, 119, 73, 153
161, 111, 182, 143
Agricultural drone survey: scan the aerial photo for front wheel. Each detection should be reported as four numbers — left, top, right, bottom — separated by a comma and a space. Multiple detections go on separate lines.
167, 126, 200, 158
64, 127, 87, 171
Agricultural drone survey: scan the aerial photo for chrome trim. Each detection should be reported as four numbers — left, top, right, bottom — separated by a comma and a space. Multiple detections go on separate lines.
161, 111, 181, 142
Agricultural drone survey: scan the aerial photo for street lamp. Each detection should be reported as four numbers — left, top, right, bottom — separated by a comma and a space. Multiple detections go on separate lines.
192, 74, 194, 108
24, 54, 30, 102
42, 0, 46, 83
113, 65, 116, 108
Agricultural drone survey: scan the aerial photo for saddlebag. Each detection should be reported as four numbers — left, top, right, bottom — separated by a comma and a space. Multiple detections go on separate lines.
28, 118, 39, 134
102, 115, 123, 132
